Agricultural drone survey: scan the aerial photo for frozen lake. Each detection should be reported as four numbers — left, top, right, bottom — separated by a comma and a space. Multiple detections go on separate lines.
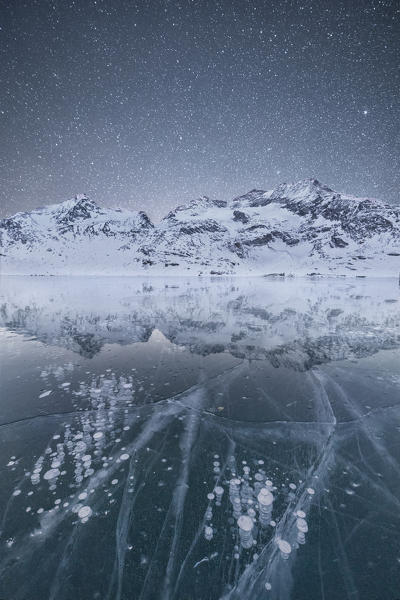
0, 276, 399, 599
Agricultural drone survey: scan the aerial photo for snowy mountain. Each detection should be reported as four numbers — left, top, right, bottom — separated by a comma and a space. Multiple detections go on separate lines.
1, 180, 399, 276
0, 194, 153, 275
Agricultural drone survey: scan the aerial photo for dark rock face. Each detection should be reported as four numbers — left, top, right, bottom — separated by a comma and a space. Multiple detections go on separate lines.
331, 236, 348, 248
232, 189, 271, 207
227, 241, 246, 258
243, 233, 274, 246
233, 210, 249, 224
137, 211, 154, 229
0, 219, 29, 245
58, 197, 99, 225
342, 213, 393, 238
272, 231, 300, 246
179, 220, 224, 235
242, 228, 299, 247
212, 199, 228, 208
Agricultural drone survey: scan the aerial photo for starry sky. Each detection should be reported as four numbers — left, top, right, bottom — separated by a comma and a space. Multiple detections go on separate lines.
1, 0, 399, 220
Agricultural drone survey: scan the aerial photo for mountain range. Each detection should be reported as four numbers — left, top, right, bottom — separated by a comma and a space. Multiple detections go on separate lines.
1, 179, 399, 276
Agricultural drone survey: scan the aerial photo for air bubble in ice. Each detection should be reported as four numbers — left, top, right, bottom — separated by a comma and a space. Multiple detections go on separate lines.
238, 515, 253, 531
232, 497, 241, 518
238, 515, 254, 549
296, 518, 308, 533
43, 468, 60, 480
296, 517, 308, 544
229, 478, 241, 495
258, 488, 273, 526
78, 506, 92, 520
277, 539, 291, 559
258, 488, 273, 506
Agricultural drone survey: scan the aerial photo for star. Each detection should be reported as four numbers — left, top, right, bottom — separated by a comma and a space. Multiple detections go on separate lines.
0, 0, 398, 218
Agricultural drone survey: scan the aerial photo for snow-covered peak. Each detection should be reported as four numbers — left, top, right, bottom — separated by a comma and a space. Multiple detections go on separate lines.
162, 195, 227, 223
183, 195, 226, 211
7, 195, 153, 229
7, 195, 100, 224
56, 195, 102, 224
75, 193, 89, 202
231, 189, 273, 208
269, 178, 336, 204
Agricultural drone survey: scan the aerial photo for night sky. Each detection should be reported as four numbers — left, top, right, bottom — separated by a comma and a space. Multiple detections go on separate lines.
1, 0, 399, 220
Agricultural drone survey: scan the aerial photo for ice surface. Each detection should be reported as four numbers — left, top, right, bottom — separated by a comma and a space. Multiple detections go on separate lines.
0, 276, 399, 600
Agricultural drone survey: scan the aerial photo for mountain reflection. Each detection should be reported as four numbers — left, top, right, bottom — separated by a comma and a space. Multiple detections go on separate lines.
1, 276, 399, 368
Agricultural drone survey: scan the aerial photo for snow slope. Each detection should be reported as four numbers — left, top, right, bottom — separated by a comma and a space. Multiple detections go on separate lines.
1, 180, 399, 276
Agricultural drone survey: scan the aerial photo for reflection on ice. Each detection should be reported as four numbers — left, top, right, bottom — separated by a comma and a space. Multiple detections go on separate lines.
1, 276, 399, 370
0, 276, 399, 599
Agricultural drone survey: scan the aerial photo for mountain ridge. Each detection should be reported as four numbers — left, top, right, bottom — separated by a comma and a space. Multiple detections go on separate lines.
1, 179, 399, 276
